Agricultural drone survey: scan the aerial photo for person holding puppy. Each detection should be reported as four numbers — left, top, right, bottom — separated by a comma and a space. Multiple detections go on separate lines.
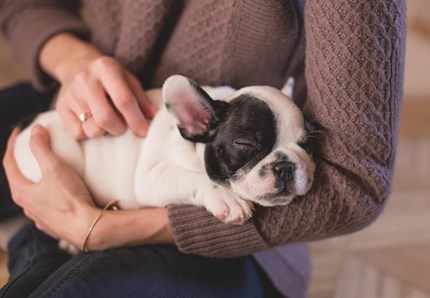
0, 0, 406, 297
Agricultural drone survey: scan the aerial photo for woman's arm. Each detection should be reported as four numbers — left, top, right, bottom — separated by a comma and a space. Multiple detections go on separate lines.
86, 208, 174, 251
166, 0, 407, 257
3, 126, 174, 252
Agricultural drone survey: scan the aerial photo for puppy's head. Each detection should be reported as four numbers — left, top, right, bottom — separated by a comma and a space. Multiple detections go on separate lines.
163, 75, 315, 206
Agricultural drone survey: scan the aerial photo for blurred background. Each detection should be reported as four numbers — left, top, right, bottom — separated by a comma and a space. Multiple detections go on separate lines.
0, 1, 429, 296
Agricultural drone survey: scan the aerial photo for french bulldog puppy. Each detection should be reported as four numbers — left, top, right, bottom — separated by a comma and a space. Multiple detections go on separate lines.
14, 75, 315, 226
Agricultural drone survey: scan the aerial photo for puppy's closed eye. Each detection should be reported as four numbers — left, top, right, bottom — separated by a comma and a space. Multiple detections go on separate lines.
233, 139, 258, 153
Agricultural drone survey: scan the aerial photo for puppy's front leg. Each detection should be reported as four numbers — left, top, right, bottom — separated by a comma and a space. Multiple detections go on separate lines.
136, 160, 253, 223
195, 182, 254, 223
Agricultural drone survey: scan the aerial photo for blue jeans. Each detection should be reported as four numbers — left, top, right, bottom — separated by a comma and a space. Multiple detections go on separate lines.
1, 223, 275, 297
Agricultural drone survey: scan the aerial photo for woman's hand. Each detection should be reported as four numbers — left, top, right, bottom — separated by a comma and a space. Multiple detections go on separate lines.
3, 126, 174, 251
40, 33, 158, 139
3, 126, 98, 246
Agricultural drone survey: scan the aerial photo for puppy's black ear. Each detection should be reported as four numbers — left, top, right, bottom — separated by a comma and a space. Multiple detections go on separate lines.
162, 75, 227, 143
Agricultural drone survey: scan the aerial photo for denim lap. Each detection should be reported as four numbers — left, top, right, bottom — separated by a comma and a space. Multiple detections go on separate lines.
30, 245, 264, 297
2, 223, 264, 297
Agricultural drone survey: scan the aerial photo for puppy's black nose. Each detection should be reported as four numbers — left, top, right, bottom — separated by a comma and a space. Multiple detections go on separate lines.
273, 161, 295, 180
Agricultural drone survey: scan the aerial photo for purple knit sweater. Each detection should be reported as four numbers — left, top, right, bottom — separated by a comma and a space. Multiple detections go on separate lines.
0, 0, 406, 297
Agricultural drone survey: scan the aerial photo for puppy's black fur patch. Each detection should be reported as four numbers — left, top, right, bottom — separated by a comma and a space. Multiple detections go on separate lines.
204, 94, 277, 184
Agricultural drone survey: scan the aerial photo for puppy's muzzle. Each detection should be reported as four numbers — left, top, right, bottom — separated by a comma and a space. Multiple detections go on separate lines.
272, 149, 313, 196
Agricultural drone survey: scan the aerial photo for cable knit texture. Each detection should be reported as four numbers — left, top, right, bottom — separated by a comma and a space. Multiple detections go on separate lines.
0, 0, 406, 297
254, 0, 406, 247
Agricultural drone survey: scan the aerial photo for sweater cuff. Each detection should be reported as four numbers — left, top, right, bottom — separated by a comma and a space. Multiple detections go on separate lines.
8, 7, 88, 92
168, 205, 269, 258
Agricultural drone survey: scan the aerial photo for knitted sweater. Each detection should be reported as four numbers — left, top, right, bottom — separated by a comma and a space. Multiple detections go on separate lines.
0, 0, 406, 297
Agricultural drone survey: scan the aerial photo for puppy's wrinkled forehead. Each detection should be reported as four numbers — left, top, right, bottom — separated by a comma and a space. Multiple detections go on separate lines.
231, 86, 306, 146
221, 93, 276, 138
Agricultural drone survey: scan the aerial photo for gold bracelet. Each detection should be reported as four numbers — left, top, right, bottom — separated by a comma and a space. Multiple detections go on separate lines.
82, 199, 119, 253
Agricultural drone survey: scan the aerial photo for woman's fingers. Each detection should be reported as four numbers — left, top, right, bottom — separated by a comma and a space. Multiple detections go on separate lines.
55, 55, 155, 139
57, 106, 86, 139
125, 71, 159, 119
28, 125, 65, 177
100, 61, 149, 137
83, 79, 126, 136
56, 88, 90, 139
2, 128, 33, 204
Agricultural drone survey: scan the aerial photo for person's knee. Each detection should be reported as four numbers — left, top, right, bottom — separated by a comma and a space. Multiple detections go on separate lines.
34, 245, 264, 297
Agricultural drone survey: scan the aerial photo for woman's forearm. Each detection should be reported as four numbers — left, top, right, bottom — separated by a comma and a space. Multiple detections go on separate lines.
84, 207, 175, 252
166, 0, 407, 258
39, 33, 102, 84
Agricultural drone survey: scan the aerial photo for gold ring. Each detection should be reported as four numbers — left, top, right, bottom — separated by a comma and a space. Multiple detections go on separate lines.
79, 111, 92, 123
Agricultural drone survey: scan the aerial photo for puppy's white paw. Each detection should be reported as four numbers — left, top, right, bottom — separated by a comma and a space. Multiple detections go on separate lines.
200, 185, 254, 224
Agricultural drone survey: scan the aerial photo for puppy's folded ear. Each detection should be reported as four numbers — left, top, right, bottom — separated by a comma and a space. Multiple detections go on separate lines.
162, 75, 227, 143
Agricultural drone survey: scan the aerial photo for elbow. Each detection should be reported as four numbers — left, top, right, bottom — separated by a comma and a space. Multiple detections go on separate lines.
338, 180, 392, 236
319, 159, 395, 238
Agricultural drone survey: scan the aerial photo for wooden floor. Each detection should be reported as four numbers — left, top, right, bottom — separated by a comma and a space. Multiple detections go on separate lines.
1, 2, 430, 296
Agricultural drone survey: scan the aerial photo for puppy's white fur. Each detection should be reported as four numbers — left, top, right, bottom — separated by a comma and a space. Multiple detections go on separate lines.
14, 76, 313, 225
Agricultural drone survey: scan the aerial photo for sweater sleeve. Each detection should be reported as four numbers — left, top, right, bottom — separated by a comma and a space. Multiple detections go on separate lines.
167, 0, 406, 258
0, 0, 88, 91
